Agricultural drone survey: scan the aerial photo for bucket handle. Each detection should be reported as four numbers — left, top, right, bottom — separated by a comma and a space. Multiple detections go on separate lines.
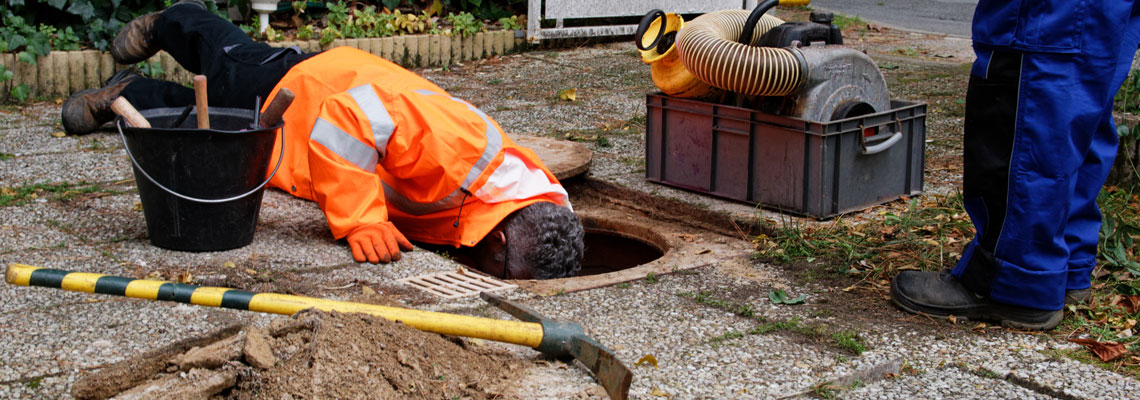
116, 119, 286, 204
859, 118, 904, 155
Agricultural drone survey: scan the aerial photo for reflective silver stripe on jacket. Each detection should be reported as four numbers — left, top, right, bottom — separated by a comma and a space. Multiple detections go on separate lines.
380, 89, 504, 215
310, 118, 378, 173
347, 84, 396, 158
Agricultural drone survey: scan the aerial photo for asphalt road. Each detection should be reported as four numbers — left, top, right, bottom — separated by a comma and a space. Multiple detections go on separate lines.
809, 0, 977, 37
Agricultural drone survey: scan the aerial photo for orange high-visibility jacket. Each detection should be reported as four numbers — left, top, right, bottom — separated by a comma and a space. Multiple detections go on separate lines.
262, 47, 567, 247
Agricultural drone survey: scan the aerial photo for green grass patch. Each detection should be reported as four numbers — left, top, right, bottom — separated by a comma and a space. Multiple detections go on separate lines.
833, 13, 866, 31
678, 291, 867, 355
755, 194, 973, 281
0, 152, 13, 161
0, 181, 119, 207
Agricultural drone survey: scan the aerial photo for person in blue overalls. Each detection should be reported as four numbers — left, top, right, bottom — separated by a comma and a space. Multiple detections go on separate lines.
891, 1, 1140, 330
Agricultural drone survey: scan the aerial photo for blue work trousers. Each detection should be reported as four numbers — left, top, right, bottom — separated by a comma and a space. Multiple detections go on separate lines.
952, 0, 1140, 310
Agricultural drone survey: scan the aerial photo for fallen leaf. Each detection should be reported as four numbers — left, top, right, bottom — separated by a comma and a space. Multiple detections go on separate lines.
677, 233, 696, 242
1070, 338, 1128, 362
1113, 295, 1140, 314
948, 315, 957, 324
144, 271, 163, 280
362, 285, 376, 295
132, 202, 143, 211
51, 131, 66, 138
650, 387, 670, 397
696, 249, 711, 255
176, 271, 193, 284
245, 268, 258, 275
558, 88, 577, 101
634, 354, 658, 368
223, 261, 235, 268
971, 322, 987, 333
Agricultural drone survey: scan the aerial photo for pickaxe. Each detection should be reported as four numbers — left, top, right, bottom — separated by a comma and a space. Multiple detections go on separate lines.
5, 263, 633, 399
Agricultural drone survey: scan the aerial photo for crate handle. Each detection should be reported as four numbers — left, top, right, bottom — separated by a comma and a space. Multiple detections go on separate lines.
860, 131, 903, 155
859, 119, 904, 155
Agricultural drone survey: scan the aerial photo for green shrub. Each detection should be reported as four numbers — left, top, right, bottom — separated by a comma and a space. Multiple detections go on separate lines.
446, 12, 484, 38
498, 15, 523, 31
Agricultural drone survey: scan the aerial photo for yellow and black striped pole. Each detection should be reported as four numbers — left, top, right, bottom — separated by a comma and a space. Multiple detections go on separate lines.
6, 263, 632, 400
5, 263, 543, 347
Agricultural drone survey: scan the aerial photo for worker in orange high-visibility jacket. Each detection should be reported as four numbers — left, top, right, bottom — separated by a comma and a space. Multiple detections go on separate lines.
61, 3, 584, 279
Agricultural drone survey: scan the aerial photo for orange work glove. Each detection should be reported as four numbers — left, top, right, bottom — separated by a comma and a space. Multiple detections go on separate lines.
346, 222, 414, 264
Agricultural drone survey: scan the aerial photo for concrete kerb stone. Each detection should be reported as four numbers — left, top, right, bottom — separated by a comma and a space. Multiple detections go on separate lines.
461, 35, 473, 62
380, 37, 394, 60
35, 54, 54, 99
405, 36, 420, 67
5, 31, 526, 100
428, 35, 441, 67
83, 50, 101, 90
483, 31, 495, 56
66, 51, 84, 95
369, 38, 383, 57
99, 52, 115, 89
473, 32, 485, 60
392, 36, 407, 66
449, 35, 461, 65
416, 35, 430, 68
493, 31, 506, 56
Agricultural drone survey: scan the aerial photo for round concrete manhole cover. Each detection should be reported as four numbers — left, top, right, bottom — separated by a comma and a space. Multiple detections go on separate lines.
512, 135, 592, 180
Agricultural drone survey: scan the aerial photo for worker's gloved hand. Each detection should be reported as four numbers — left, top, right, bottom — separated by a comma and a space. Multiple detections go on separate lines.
346, 222, 414, 264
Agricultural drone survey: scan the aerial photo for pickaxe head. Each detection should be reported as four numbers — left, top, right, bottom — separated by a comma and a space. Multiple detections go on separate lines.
481, 292, 632, 400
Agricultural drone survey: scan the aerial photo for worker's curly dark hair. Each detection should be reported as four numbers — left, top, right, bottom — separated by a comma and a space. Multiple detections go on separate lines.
502, 202, 584, 279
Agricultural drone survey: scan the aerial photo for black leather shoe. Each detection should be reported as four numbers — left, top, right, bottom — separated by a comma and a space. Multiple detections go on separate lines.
60, 69, 141, 135
890, 270, 1063, 330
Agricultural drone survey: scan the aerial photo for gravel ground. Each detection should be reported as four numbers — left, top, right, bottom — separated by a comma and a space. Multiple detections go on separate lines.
1, 14, 1138, 400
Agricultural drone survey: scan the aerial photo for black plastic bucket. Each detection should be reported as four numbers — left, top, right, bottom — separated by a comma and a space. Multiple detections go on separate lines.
117, 107, 283, 252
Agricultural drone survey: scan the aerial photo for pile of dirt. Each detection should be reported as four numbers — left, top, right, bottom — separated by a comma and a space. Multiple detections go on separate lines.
76, 307, 525, 400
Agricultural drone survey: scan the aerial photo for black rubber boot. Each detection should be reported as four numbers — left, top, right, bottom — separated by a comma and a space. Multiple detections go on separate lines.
60, 69, 141, 135
111, 0, 207, 64
890, 270, 1063, 330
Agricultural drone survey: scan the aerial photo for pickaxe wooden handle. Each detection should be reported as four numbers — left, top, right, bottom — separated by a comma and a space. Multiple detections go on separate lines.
5, 264, 632, 399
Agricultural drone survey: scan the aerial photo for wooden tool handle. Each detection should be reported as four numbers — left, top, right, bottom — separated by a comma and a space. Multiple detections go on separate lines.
259, 88, 295, 129
193, 75, 209, 130
110, 97, 151, 129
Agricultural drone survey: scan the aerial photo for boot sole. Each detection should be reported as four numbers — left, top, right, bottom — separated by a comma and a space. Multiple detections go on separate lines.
890, 279, 1063, 331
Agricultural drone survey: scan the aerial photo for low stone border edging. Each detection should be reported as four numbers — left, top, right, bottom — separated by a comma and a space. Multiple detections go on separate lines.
0, 30, 524, 103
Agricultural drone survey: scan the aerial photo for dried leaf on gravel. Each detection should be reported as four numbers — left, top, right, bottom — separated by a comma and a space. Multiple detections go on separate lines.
51, 131, 66, 138
361, 285, 376, 295
635, 354, 658, 368
650, 387, 670, 397
176, 271, 193, 284
558, 88, 576, 101
1070, 338, 1128, 362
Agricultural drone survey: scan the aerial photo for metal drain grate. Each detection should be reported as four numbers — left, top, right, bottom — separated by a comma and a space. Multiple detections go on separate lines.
397, 270, 516, 299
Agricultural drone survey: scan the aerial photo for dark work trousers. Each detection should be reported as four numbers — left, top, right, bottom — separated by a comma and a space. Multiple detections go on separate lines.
951, 0, 1140, 311
119, 5, 318, 110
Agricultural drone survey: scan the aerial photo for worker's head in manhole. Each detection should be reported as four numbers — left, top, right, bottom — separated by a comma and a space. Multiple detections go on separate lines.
474, 202, 584, 280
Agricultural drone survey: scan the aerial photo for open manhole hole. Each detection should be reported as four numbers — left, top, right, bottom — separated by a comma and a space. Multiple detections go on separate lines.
417, 214, 670, 281
579, 227, 666, 276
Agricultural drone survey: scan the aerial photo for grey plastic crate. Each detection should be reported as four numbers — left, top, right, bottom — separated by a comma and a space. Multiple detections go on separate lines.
645, 93, 926, 219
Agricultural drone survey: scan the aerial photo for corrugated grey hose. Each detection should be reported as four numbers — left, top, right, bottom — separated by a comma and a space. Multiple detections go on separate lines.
676, 10, 805, 96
